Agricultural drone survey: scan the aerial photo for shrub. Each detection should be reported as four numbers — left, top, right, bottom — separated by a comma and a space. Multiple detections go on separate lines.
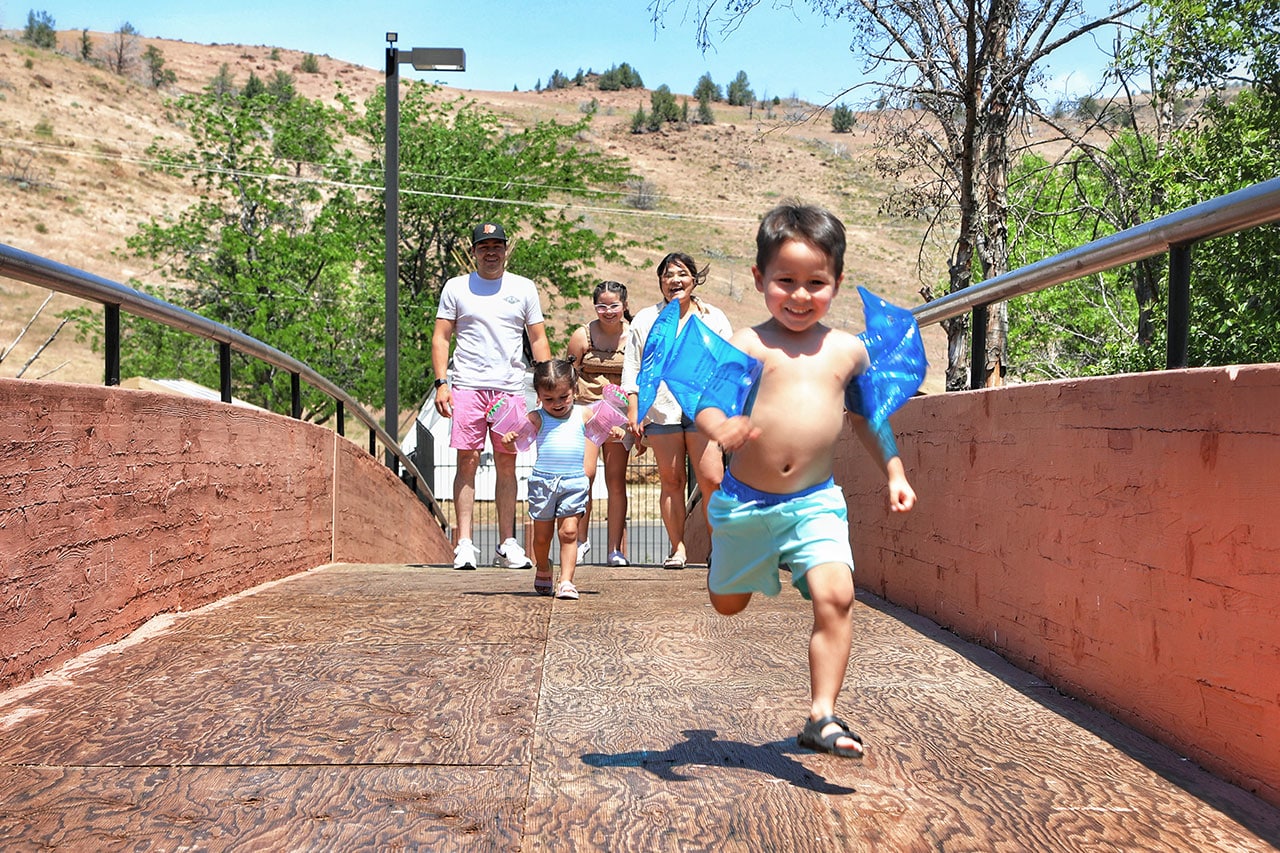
726, 71, 753, 107
625, 178, 659, 210
693, 73, 721, 103
598, 62, 643, 91
24, 11, 56, 50
697, 94, 714, 125
831, 104, 854, 133
649, 85, 679, 127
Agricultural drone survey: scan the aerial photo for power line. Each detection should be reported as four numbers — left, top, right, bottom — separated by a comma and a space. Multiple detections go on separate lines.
2, 136, 760, 225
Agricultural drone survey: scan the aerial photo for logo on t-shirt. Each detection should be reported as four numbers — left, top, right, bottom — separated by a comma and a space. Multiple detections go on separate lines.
504, 295, 522, 304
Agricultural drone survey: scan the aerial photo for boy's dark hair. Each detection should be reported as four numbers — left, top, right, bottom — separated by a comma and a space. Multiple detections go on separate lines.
533, 357, 578, 393
755, 204, 846, 278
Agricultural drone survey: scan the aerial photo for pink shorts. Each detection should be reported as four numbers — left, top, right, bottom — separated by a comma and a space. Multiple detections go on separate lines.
449, 387, 519, 453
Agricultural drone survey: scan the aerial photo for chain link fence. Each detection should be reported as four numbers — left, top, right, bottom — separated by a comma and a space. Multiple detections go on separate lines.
412, 424, 676, 565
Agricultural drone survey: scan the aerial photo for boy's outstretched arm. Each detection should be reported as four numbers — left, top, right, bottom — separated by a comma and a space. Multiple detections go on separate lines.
695, 407, 761, 453
849, 414, 916, 512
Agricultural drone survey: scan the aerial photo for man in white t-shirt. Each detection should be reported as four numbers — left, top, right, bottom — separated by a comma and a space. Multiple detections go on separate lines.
431, 222, 551, 570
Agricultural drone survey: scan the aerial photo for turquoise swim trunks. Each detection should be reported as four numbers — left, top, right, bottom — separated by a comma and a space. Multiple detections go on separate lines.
707, 470, 854, 601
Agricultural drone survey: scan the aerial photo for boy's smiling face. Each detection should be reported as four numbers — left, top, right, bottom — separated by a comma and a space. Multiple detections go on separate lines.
753, 238, 842, 332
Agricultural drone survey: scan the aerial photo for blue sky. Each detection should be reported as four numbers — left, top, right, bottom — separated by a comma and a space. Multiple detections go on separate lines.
13, 0, 1113, 104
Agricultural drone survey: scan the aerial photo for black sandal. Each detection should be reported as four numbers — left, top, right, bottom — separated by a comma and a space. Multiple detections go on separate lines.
798, 714, 864, 759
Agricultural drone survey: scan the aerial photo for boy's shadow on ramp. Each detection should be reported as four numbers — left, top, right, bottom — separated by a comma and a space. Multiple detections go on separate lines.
582, 728, 856, 795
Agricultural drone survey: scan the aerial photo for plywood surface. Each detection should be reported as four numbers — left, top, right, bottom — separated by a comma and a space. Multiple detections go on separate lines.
1, 563, 1276, 851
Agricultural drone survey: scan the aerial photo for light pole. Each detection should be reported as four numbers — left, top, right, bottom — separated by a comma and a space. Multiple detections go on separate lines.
384, 33, 465, 469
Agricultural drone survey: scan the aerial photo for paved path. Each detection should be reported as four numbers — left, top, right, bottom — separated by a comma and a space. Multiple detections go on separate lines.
2, 564, 1277, 850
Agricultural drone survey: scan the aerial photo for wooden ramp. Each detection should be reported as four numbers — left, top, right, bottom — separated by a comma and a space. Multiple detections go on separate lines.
1, 563, 1277, 851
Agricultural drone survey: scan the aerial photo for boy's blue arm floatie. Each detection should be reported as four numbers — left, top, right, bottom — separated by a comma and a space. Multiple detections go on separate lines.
845, 287, 926, 463
662, 315, 762, 419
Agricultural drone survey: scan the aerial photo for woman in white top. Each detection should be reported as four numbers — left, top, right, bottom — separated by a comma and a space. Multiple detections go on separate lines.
621, 252, 732, 569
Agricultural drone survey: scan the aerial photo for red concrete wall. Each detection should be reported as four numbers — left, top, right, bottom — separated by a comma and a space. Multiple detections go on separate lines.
839, 365, 1280, 808
0, 379, 451, 690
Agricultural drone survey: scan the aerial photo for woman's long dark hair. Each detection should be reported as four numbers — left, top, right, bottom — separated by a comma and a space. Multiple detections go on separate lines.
656, 252, 708, 286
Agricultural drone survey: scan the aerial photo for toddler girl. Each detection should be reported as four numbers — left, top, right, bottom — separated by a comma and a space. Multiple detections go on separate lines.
500, 359, 622, 599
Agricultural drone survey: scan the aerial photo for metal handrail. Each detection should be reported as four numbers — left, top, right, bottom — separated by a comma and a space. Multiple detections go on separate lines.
0, 242, 449, 532
912, 177, 1280, 381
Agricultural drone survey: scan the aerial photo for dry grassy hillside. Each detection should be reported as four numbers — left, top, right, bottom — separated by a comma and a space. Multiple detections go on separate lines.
0, 31, 947, 392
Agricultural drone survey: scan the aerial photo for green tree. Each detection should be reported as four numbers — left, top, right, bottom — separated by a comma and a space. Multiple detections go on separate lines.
209, 63, 236, 97
1006, 151, 1150, 380
831, 104, 854, 133
697, 91, 714, 124
597, 62, 643, 91
351, 83, 639, 402
300, 53, 321, 73
655, 0, 1141, 389
1121, 0, 1280, 99
143, 44, 177, 89
726, 71, 754, 106
1008, 0, 1280, 377
79, 28, 93, 61
123, 92, 375, 418
647, 85, 680, 130
113, 81, 640, 416
693, 73, 721, 102
23, 10, 56, 49
241, 71, 266, 100
1152, 90, 1280, 367
266, 70, 297, 104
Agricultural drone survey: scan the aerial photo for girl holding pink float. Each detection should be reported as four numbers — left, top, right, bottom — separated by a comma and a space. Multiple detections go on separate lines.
498, 359, 626, 599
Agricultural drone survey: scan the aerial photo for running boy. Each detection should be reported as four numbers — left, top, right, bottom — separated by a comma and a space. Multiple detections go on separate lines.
695, 203, 916, 759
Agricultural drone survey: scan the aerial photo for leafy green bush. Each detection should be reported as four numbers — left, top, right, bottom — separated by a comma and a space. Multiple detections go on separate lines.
24, 11, 56, 49
598, 62, 643, 91
831, 104, 854, 133
726, 71, 753, 107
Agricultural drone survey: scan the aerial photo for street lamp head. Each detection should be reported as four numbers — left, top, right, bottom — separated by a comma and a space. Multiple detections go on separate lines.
386, 32, 398, 44
404, 47, 466, 72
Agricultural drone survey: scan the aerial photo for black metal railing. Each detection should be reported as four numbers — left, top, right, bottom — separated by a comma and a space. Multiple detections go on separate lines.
0, 242, 448, 532
913, 177, 1280, 388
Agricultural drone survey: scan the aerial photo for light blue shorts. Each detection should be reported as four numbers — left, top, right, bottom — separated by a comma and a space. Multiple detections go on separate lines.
707, 470, 854, 601
527, 471, 590, 521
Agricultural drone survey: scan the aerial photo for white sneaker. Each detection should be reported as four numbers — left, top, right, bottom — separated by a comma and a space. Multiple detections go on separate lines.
607, 550, 629, 567
576, 540, 591, 564
453, 539, 478, 570
495, 538, 533, 569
